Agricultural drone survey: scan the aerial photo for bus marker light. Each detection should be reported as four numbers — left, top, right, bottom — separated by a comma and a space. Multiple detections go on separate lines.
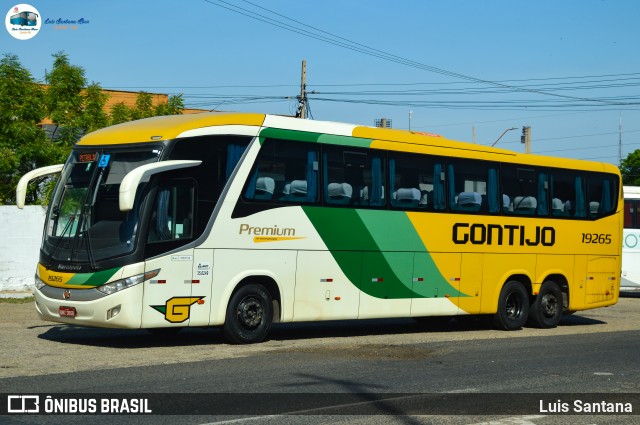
372, 278, 383, 283
321, 278, 333, 283
197, 299, 205, 304
151, 280, 166, 284
334, 296, 341, 301
192, 280, 200, 284
445, 294, 450, 298
413, 278, 424, 282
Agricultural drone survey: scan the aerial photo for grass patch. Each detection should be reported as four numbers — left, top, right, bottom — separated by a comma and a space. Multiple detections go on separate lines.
0, 296, 35, 304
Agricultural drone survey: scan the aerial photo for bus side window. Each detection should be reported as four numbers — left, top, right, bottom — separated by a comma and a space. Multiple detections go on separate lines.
323, 145, 386, 208
550, 171, 586, 218
388, 152, 443, 211
624, 200, 633, 228
588, 174, 617, 219
501, 166, 539, 216
448, 159, 499, 213
148, 181, 195, 243
245, 139, 318, 204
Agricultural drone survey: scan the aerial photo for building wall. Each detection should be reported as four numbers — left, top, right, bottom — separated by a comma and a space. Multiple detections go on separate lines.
39, 86, 207, 125
0, 205, 46, 292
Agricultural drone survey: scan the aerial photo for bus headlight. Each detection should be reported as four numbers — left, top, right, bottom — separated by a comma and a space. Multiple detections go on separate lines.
34, 274, 46, 290
96, 269, 160, 295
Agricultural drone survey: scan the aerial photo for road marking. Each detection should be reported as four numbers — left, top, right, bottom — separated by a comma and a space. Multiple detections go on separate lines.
468, 415, 547, 425
593, 372, 614, 375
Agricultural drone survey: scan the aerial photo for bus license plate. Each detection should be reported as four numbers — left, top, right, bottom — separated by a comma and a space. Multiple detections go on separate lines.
59, 306, 76, 317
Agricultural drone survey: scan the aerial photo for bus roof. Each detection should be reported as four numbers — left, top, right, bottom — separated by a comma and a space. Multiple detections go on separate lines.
624, 186, 640, 199
77, 112, 267, 145
77, 112, 619, 175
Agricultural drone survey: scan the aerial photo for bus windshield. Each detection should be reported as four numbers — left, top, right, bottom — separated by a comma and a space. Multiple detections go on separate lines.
42, 148, 161, 265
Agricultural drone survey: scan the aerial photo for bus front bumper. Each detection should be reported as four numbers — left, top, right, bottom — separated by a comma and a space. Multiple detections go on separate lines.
34, 283, 143, 329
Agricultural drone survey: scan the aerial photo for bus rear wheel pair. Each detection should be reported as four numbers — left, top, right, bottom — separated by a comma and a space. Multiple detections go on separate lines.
493, 280, 563, 330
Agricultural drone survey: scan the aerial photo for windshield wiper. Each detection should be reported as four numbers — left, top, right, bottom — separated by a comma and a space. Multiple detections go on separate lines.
70, 167, 107, 270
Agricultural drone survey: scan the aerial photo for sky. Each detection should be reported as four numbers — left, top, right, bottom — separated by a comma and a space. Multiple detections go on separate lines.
2, 0, 640, 165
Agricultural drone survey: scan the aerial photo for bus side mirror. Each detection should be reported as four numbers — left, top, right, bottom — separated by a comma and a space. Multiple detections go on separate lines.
16, 164, 64, 209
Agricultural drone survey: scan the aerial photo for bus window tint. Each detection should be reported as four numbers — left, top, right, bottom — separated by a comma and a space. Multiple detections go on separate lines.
550, 171, 586, 218
147, 182, 195, 243
389, 152, 444, 210
168, 135, 250, 238
323, 145, 385, 207
588, 174, 617, 218
624, 200, 634, 227
502, 166, 536, 215
448, 160, 499, 213
245, 139, 319, 203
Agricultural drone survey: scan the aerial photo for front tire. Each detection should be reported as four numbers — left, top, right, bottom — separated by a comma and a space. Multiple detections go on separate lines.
527, 281, 563, 328
492, 280, 529, 330
222, 284, 273, 344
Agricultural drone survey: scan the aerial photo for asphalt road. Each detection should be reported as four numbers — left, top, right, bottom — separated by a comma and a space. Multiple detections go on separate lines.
1, 294, 640, 425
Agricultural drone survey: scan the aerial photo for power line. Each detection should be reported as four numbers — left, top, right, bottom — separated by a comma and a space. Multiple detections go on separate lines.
202, 0, 621, 105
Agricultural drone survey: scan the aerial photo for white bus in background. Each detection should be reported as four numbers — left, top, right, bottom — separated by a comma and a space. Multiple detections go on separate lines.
622, 186, 640, 290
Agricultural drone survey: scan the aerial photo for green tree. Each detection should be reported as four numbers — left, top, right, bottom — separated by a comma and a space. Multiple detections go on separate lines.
131, 91, 154, 121
109, 102, 131, 125
44, 51, 87, 145
0, 54, 64, 204
620, 149, 640, 186
81, 82, 109, 132
155, 94, 184, 116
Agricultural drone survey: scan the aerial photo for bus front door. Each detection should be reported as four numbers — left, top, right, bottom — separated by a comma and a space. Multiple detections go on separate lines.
141, 248, 197, 329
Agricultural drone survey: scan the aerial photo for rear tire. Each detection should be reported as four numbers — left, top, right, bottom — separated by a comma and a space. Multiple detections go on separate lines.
492, 280, 529, 330
527, 281, 563, 328
222, 284, 273, 344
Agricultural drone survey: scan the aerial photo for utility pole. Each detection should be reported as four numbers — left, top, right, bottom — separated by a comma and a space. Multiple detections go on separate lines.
374, 118, 392, 128
619, 114, 623, 165
521, 126, 531, 154
296, 59, 307, 119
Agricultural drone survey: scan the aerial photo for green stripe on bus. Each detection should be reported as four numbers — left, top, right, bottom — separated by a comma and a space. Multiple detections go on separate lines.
302, 207, 465, 299
259, 128, 371, 148
66, 267, 121, 287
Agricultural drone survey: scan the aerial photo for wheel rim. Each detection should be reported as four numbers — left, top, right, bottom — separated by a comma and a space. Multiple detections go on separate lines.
505, 292, 524, 320
236, 295, 263, 330
540, 293, 559, 318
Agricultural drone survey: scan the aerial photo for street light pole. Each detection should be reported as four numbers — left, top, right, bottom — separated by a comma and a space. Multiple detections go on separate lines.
491, 127, 517, 147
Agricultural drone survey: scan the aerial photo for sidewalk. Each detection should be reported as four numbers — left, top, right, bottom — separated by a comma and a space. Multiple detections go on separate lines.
0, 290, 34, 299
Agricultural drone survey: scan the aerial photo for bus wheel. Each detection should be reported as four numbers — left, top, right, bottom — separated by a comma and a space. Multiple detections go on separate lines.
527, 281, 563, 328
492, 281, 529, 330
223, 284, 273, 344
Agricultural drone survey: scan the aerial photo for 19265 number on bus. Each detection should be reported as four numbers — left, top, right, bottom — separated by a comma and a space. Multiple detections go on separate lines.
581, 233, 612, 244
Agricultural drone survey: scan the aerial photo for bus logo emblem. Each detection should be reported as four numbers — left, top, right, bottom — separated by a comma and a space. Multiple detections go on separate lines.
63, 289, 71, 299
151, 296, 204, 323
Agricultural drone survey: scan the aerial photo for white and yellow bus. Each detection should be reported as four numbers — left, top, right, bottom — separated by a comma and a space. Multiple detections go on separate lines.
622, 186, 640, 290
17, 112, 622, 343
